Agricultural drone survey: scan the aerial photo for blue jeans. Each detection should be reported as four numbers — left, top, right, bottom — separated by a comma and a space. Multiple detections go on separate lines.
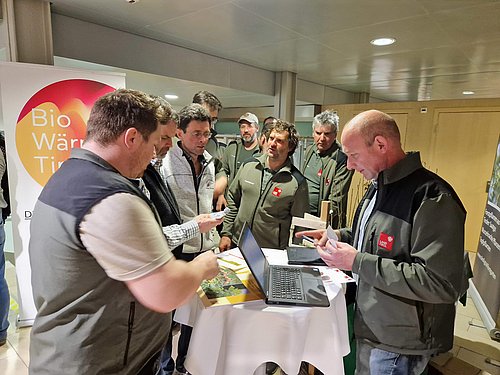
159, 315, 175, 375
0, 220, 9, 341
356, 340, 430, 375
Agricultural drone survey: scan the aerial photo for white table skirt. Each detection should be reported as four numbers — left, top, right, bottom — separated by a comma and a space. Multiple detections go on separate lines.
174, 249, 350, 375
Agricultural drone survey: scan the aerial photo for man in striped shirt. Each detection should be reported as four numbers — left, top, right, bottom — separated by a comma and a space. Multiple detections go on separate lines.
141, 98, 221, 256
140, 99, 222, 375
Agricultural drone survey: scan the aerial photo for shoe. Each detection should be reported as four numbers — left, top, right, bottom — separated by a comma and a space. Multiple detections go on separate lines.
299, 362, 311, 375
173, 367, 191, 375
0, 337, 6, 346
266, 362, 280, 375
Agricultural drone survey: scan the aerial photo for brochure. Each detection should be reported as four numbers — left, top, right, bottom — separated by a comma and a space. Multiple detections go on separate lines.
197, 251, 264, 307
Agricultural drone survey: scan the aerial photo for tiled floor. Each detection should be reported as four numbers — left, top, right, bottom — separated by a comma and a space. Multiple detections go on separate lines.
0, 260, 29, 375
445, 296, 500, 375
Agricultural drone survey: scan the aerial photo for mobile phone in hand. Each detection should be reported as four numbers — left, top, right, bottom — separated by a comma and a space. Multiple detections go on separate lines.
210, 207, 230, 219
326, 225, 338, 248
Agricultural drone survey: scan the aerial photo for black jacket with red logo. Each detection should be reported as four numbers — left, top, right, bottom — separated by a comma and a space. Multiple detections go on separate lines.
340, 152, 469, 355
222, 154, 309, 249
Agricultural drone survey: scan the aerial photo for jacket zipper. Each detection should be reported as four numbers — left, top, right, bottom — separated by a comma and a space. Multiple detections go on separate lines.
232, 142, 259, 183
250, 170, 282, 229
189, 155, 212, 252
197, 160, 211, 252
368, 230, 376, 254
123, 301, 135, 366
233, 142, 240, 183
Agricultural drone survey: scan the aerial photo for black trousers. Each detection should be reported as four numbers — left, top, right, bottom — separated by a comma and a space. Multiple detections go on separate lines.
170, 249, 198, 371
137, 350, 162, 375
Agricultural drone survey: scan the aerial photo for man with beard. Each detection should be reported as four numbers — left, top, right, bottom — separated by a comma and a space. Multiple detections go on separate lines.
220, 112, 260, 190
219, 120, 309, 251
259, 116, 277, 154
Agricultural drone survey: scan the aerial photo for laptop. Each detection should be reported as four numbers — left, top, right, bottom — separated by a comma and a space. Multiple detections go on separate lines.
238, 223, 330, 307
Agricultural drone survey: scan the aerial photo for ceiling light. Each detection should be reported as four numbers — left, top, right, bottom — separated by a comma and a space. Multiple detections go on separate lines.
370, 37, 396, 46
462, 90, 475, 95
164, 94, 178, 100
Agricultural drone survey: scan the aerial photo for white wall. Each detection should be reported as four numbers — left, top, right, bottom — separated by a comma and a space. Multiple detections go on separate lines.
51, 14, 358, 107
52, 14, 275, 96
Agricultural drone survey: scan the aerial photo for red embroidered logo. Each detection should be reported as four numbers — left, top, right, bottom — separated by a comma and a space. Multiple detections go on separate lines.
272, 187, 282, 197
325, 178, 331, 185
378, 232, 394, 251
317, 168, 323, 177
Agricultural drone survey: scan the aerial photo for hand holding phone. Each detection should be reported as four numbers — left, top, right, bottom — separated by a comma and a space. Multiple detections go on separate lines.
210, 207, 230, 220
326, 225, 338, 249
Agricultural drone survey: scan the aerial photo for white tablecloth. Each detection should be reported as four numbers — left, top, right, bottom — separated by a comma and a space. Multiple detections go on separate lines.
174, 248, 350, 375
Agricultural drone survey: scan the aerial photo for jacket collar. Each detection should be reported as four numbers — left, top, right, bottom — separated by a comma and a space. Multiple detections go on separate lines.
377, 151, 423, 186
314, 140, 341, 157
174, 140, 213, 164
70, 148, 119, 174
236, 137, 259, 150
255, 153, 293, 173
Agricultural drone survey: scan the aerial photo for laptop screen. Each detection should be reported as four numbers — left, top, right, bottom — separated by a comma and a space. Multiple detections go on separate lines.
238, 223, 269, 292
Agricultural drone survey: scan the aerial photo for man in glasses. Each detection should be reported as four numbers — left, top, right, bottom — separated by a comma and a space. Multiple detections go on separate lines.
161, 103, 220, 375
192, 91, 227, 212
192, 91, 223, 160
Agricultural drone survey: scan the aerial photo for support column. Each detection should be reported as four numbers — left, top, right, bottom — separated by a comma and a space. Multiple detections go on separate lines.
354, 91, 370, 104
0, 0, 17, 61
274, 71, 297, 123
11, 0, 53, 64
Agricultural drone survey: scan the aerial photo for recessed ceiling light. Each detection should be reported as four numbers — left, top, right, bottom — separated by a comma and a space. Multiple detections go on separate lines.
370, 37, 396, 46
164, 94, 178, 100
462, 90, 475, 95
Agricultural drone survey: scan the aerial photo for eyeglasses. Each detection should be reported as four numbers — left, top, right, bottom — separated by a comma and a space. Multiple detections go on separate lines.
211, 117, 218, 125
189, 131, 212, 139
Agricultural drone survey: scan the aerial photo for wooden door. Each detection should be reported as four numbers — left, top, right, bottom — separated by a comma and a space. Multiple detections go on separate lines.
430, 109, 500, 252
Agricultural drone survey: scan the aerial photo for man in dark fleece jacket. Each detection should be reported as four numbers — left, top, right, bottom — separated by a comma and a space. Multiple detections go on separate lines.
298, 110, 470, 375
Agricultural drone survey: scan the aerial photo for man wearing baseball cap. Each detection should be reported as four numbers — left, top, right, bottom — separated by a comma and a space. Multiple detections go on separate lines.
220, 112, 260, 192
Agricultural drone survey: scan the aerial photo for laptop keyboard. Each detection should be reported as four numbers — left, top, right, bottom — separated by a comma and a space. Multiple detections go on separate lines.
270, 267, 304, 300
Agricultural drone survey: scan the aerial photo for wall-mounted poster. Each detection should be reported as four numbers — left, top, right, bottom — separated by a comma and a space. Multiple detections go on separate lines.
472, 136, 500, 340
0, 62, 125, 326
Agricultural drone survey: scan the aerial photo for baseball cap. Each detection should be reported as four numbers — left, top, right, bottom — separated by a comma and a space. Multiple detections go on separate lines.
238, 112, 259, 126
